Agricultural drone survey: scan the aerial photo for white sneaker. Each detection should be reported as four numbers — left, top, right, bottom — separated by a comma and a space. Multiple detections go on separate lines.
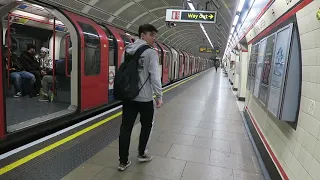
14, 92, 22, 98
137, 155, 153, 163
117, 160, 131, 171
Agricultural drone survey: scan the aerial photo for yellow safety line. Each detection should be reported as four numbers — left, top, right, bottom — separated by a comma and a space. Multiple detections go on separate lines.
0, 71, 204, 175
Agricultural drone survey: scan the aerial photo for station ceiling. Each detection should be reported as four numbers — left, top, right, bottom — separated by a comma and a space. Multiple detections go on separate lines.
29, 0, 240, 59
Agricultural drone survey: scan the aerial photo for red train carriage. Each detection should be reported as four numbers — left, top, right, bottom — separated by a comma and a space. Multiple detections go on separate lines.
0, 1, 213, 151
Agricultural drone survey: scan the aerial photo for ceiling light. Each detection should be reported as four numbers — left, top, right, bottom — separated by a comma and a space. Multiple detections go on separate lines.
187, 1, 214, 49
188, 2, 195, 10
232, 15, 239, 26
237, 0, 245, 12
230, 27, 235, 34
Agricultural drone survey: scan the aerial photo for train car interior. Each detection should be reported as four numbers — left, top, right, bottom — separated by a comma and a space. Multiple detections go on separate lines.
2, 2, 79, 132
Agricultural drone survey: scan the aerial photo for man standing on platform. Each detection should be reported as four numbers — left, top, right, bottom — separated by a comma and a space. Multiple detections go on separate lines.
118, 24, 163, 171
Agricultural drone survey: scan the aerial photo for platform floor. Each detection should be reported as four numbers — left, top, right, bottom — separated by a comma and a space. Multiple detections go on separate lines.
62, 69, 265, 180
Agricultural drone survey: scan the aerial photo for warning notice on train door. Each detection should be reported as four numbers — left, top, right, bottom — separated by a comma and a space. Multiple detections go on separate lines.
166, 9, 217, 24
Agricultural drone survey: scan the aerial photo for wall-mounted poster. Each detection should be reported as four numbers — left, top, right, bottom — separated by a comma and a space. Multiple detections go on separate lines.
259, 33, 276, 105
267, 24, 293, 118
250, 43, 259, 93
246, 45, 256, 90
253, 39, 267, 98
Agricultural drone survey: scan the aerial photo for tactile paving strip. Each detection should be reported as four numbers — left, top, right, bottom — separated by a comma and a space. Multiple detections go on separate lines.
1, 72, 208, 180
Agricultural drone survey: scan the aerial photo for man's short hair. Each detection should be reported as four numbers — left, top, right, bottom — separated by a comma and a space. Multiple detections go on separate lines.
26, 43, 36, 51
138, 24, 158, 38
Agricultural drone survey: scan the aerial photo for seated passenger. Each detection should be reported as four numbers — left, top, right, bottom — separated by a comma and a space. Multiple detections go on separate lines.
39, 47, 72, 102
18, 43, 41, 97
3, 46, 35, 98
38, 47, 53, 75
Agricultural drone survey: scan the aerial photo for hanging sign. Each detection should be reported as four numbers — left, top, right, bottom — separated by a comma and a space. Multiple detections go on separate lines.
166, 9, 217, 23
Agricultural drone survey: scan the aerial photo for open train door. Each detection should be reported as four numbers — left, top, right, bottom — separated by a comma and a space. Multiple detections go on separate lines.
0, 21, 5, 138
63, 11, 108, 110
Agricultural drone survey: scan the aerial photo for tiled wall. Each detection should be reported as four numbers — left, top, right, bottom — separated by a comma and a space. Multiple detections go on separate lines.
246, 1, 320, 179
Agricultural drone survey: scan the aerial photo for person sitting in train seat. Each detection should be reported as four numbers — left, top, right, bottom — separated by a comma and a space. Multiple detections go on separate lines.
18, 43, 42, 97
3, 45, 35, 98
39, 47, 72, 102
38, 47, 53, 76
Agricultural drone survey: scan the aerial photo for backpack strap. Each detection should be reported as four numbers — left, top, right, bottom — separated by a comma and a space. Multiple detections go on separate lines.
132, 44, 151, 59
134, 45, 151, 93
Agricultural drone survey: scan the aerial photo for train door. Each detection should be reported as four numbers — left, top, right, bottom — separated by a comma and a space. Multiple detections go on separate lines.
171, 49, 175, 80
0, 2, 83, 132
189, 56, 193, 75
106, 25, 125, 68
154, 43, 163, 82
0, 22, 4, 138
63, 11, 108, 110
179, 52, 183, 79
164, 45, 172, 81
100, 25, 117, 102
162, 44, 172, 82
157, 42, 169, 85
119, 33, 132, 47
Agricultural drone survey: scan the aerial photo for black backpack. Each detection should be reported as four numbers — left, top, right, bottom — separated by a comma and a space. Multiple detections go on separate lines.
114, 45, 151, 101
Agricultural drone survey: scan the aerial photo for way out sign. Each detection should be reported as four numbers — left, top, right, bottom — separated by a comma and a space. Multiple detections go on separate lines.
166, 9, 217, 23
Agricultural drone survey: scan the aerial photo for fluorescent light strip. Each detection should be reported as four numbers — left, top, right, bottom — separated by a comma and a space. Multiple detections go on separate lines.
237, 0, 246, 12
232, 15, 239, 26
188, 2, 214, 48
223, 0, 247, 58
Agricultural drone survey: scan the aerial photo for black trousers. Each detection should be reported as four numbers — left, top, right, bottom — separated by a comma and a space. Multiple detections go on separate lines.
29, 71, 41, 94
119, 100, 154, 163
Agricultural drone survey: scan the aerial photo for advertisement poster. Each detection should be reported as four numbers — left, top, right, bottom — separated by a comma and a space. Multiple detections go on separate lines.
253, 39, 267, 98
249, 44, 259, 93
247, 45, 256, 90
267, 25, 293, 117
259, 34, 276, 105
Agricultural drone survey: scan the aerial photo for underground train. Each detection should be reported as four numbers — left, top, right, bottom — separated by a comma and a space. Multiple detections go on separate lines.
0, 1, 214, 151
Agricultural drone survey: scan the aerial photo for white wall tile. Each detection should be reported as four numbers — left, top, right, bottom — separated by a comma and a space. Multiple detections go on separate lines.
301, 81, 320, 102
309, 158, 320, 180
298, 8, 320, 35
301, 131, 317, 154
312, 101, 320, 122
300, 29, 320, 50
296, 0, 320, 19
306, 174, 315, 180
298, 167, 309, 180
288, 156, 303, 179
294, 142, 302, 158
301, 48, 319, 66
282, 146, 293, 165
297, 145, 313, 171
299, 96, 309, 114
313, 140, 320, 162
298, 111, 320, 138
302, 67, 320, 83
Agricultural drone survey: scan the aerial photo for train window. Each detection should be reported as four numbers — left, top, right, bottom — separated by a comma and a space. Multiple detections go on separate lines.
166, 51, 171, 69
155, 43, 162, 65
120, 34, 131, 46
60, 34, 72, 59
100, 26, 117, 66
77, 22, 101, 76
